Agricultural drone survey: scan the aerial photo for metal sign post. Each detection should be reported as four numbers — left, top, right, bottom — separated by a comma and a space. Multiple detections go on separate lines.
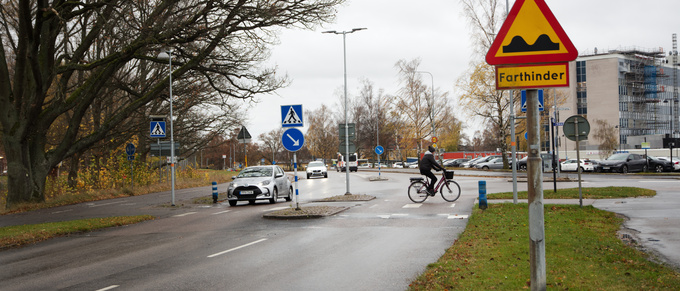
563, 115, 590, 208
526, 89, 546, 289
282, 128, 304, 210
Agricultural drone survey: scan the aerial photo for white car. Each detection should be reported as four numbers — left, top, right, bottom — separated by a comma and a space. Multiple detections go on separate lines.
358, 163, 372, 169
306, 161, 328, 179
392, 162, 404, 168
661, 157, 680, 171
227, 166, 293, 206
560, 159, 594, 172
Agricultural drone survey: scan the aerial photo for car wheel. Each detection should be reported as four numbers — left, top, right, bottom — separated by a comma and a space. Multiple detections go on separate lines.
622, 165, 628, 174
307, 173, 310, 179
228, 200, 237, 206
324, 173, 328, 178
482, 166, 489, 170
579, 167, 584, 173
519, 164, 527, 171
285, 187, 293, 201
655, 165, 663, 173
269, 188, 278, 204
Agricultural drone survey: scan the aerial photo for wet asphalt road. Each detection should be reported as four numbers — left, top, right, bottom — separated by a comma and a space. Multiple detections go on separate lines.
1, 168, 679, 290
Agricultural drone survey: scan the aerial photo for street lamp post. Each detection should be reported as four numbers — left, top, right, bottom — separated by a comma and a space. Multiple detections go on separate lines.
158, 50, 176, 206
323, 28, 366, 195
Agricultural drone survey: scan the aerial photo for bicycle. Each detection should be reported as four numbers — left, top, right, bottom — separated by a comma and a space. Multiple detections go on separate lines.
408, 170, 461, 203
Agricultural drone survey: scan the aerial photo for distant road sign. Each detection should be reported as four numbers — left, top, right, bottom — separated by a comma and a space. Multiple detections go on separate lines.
282, 128, 304, 152
563, 115, 590, 141
281, 105, 304, 127
150, 121, 166, 138
125, 143, 136, 156
237, 126, 252, 143
375, 145, 384, 155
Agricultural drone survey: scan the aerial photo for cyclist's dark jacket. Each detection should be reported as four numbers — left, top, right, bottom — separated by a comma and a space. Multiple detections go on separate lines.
420, 152, 444, 171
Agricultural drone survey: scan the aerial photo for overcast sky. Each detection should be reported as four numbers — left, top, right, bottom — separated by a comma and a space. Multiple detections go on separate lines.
242, 0, 680, 143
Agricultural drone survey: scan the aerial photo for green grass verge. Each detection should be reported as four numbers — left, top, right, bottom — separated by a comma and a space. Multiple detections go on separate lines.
489, 186, 656, 199
409, 204, 680, 290
0, 215, 154, 249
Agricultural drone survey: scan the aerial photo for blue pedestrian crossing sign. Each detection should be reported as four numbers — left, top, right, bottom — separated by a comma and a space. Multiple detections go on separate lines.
521, 89, 544, 112
281, 105, 303, 127
282, 128, 305, 152
150, 121, 166, 138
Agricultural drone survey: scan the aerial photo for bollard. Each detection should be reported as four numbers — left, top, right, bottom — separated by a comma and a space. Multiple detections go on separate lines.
478, 180, 488, 210
212, 181, 218, 203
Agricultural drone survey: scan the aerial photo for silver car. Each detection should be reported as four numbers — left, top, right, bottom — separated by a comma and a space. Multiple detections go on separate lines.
227, 166, 292, 206
475, 157, 504, 170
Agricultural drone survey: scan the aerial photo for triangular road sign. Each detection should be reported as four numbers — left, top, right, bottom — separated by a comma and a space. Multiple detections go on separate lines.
237, 126, 252, 141
486, 0, 577, 65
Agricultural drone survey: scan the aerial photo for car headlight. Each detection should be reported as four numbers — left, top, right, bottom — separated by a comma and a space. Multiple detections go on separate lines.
261, 180, 271, 186
228, 182, 235, 190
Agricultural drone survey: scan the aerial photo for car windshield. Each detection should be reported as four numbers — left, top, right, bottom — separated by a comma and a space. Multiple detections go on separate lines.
308, 161, 324, 167
606, 153, 629, 161
237, 167, 272, 178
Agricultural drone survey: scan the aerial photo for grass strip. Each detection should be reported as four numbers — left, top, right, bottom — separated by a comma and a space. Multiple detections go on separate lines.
489, 186, 655, 200
0, 215, 154, 249
409, 204, 680, 290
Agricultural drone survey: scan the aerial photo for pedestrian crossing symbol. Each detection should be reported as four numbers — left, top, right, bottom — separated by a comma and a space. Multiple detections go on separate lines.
281, 104, 303, 127
520, 89, 544, 112
150, 121, 166, 138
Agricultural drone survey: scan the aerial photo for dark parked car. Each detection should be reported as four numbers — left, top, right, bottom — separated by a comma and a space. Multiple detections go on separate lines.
646, 156, 674, 173
516, 156, 528, 171
595, 153, 647, 173
444, 158, 469, 167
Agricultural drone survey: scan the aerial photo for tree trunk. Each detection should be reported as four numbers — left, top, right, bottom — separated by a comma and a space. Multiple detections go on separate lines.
3, 136, 50, 207
67, 154, 80, 189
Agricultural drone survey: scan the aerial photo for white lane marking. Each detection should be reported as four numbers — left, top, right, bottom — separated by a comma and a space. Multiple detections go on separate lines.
450, 203, 456, 208
212, 210, 231, 215
51, 209, 73, 214
448, 214, 468, 219
369, 204, 378, 209
88, 201, 125, 207
403, 204, 422, 208
207, 239, 268, 258
639, 180, 677, 183
96, 285, 119, 291
378, 215, 391, 219
173, 212, 197, 217
391, 213, 408, 217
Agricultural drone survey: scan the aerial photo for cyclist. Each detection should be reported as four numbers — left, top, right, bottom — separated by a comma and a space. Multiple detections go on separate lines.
419, 145, 445, 195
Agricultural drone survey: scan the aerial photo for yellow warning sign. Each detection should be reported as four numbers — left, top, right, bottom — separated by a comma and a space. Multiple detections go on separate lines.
495, 63, 569, 90
486, 0, 576, 65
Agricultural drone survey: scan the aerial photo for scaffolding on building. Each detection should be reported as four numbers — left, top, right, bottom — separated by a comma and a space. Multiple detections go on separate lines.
613, 47, 671, 144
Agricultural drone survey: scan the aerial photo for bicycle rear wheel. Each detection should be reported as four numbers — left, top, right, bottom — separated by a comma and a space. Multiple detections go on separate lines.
408, 181, 429, 203
440, 180, 461, 202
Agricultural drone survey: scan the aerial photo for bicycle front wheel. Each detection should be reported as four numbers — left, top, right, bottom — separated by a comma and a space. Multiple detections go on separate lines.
440, 180, 461, 202
408, 181, 429, 203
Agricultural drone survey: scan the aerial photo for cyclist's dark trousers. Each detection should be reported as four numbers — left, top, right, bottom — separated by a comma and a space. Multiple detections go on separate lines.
420, 169, 437, 191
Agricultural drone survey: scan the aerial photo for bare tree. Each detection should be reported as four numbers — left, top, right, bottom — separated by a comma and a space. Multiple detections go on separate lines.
390, 59, 434, 160
306, 105, 339, 163
259, 128, 284, 164
592, 119, 619, 159
0, 0, 344, 207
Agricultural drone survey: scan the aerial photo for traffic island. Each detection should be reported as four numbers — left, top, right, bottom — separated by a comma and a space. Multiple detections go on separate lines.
263, 205, 349, 219
315, 194, 375, 202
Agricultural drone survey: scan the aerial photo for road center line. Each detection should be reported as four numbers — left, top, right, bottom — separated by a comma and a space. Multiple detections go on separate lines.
208, 239, 267, 258
212, 210, 231, 215
173, 212, 197, 217
96, 285, 119, 291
